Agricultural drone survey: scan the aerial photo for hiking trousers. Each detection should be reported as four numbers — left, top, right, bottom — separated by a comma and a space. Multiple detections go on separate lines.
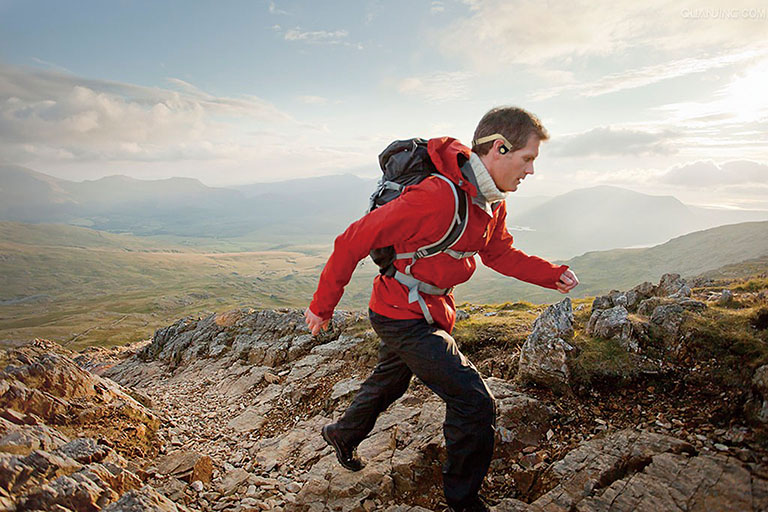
334, 309, 496, 508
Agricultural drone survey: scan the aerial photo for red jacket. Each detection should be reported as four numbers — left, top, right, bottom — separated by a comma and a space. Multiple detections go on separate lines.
309, 137, 569, 333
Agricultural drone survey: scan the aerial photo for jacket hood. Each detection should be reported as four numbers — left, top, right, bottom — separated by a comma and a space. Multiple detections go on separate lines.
427, 137, 479, 199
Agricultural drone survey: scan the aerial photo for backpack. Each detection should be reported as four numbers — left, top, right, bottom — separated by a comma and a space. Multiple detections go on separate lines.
367, 138, 472, 276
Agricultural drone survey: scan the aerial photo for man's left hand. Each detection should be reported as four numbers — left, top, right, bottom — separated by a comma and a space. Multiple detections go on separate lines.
556, 269, 579, 294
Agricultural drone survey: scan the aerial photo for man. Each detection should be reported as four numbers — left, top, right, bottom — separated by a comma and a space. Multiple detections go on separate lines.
305, 106, 579, 512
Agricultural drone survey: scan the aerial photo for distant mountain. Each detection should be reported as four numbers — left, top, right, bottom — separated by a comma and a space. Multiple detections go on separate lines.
2, 166, 767, 256
508, 185, 768, 259
459, 220, 768, 304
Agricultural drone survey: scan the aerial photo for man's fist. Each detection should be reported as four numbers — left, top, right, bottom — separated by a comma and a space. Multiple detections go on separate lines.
556, 269, 579, 294
304, 307, 330, 336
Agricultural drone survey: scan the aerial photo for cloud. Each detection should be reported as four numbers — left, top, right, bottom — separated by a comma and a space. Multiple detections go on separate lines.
550, 127, 679, 157
661, 160, 768, 187
0, 62, 298, 165
439, 0, 768, 69
268, 1, 290, 15
396, 71, 472, 103
284, 28, 349, 44
431, 1, 445, 13
297, 95, 329, 105
534, 48, 768, 100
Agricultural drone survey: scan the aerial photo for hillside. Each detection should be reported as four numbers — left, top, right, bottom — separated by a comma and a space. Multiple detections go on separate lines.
3, 220, 767, 348
459, 220, 768, 304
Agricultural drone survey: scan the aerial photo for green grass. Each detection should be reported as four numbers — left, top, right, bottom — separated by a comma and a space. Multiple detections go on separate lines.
681, 305, 768, 385
569, 335, 642, 387
733, 278, 768, 292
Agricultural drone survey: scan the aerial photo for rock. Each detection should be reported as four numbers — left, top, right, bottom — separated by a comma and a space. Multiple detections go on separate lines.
330, 378, 364, 401
541, 433, 768, 511
102, 485, 187, 511
658, 273, 686, 296
650, 304, 685, 341
0, 419, 70, 456
718, 289, 735, 306
264, 372, 280, 384
495, 393, 555, 449
518, 299, 576, 392
0, 341, 159, 456
191, 480, 204, 492
637, 297, 665, 317
532, 429, 697, 511
669, 284, 692, 299
456, 309, 470, 321
752, 365, 768, 423
218, 468, 251, 496
587, 306, 638, 352
591, 295, 614, 312
155, 450, 213, 484
227, 407, 267, 433
310, 334, 365, 360
676, 298, 707, 312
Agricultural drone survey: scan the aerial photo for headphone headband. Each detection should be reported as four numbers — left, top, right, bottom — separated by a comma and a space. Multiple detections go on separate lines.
473, 133, 514, 149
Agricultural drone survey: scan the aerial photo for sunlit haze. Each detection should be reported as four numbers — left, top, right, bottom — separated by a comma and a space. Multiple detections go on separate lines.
1, 0, 767, 208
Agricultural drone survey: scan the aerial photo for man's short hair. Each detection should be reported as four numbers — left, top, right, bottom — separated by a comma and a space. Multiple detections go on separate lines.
472, 106, 549, 156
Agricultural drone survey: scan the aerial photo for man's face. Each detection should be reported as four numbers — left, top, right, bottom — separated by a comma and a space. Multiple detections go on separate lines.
487, 134, 540, 192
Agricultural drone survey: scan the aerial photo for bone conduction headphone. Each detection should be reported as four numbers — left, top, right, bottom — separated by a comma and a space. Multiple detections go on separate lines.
473, 133, 515, 155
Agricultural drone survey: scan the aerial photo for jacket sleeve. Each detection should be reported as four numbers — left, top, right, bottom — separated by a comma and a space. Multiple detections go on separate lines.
478, 201, 569, 289
309, 179, 455, 320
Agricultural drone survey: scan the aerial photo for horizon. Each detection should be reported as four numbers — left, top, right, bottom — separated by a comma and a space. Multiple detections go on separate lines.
1, 1, 767, 210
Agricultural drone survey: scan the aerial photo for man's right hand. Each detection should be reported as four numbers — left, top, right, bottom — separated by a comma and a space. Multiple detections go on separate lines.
304, 307, 330, 336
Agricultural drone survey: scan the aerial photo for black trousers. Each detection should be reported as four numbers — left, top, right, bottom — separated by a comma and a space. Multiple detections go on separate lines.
334, 309, 496, 507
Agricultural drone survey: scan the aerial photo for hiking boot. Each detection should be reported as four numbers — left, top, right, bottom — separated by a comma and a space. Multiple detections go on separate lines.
321, 423, 365, 472
447, 495, 491, 512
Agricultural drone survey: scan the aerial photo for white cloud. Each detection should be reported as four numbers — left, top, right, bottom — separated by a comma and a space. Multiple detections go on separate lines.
661, 160, 768, 187
396, 71, 472, 103
284, 28, 349, 44
440, 0, 768, 69
534, 48, 768, 100
268, 1, 290, 15
550, 127, 679, 157
297, 95, 329, 105
0, 62, 359, 182
431, 1, 445, 13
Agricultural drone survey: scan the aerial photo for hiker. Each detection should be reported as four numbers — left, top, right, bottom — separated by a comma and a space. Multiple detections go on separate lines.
305, 106, 579, 512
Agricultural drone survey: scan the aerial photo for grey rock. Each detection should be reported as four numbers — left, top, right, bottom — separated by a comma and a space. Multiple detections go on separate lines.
53, 438, 109, 464
718, 289, 735, 306
496, 393, 555, 448
650, 304, 685, 340
591, 295, 614, 312
102, 485, 187, 511
587, 306, 638, 353
658, 273, 686, 297
518, 299, 576, 391
637, 297, 665, 317
753, 365, 768, 423
456, 309, 470, 321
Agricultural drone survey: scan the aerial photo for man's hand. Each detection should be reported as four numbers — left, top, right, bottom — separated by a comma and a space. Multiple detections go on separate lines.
556, 269, 579, 294
304, 307, 330, 336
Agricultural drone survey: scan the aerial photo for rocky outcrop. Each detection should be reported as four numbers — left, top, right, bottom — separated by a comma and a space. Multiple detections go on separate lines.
4, 298, 767, 511
588, 273, 708, 356
0, 340, 178, 511
518, 299, 577, 392
495, 429, 768, 512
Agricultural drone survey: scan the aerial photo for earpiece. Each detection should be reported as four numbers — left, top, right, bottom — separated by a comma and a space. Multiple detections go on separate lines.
499, 146, 508, 155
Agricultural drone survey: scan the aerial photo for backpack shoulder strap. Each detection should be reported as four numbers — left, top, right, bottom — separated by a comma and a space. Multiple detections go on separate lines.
393, 174, 471, 274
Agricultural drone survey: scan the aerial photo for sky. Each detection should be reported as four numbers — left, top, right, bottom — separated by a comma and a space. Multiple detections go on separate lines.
1, 0, 767, 209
